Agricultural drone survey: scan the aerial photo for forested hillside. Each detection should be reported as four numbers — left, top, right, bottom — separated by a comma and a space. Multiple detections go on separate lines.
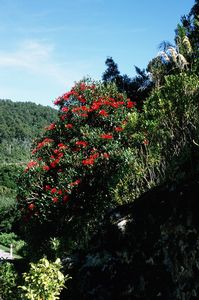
0, 99, 58, 210
0, 99, 57, 163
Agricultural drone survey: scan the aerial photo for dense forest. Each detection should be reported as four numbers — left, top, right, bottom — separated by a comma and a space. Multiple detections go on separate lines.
0, 1, 199, 299
0, 100, 57, 163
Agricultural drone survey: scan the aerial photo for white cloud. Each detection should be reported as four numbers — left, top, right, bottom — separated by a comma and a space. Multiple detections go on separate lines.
0, 40, 53, 69
0, 39, 90, 87
0, 39, 100, 105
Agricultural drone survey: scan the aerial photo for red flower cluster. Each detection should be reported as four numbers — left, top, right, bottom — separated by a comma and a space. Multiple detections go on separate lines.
75, 141, 88, 147
82, 151, 99, 166
100, 134, 113, 139
127, 100, 136, 109
24, 161, 38, 172
82, 158, 95, 166
114, 126, 124, 132
32, 138, 53, 154
65, 123, 73, 129
28, 203, 35, 210
46, 123, 56, 131
99, 109, 109, 117
62, 107, 69, 112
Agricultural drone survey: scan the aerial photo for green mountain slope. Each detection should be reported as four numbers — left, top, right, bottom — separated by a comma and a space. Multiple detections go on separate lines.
0, 99, 58, 209
0, 99, 58, 163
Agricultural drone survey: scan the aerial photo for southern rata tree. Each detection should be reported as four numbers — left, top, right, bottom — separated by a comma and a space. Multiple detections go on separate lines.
17, 79, 137, 251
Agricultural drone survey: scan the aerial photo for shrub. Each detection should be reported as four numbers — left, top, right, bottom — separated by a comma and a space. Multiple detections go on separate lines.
114, 73, 199, 202
17, 79, 137, 250
19, 257, 70, 300
0, 261, 19, 300
0, 203, 20, 232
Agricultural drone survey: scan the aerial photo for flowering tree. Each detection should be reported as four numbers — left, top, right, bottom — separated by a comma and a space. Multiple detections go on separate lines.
17, 79, 136, 247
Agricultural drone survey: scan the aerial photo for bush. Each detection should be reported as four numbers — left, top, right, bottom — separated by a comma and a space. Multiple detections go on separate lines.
17, 79, 137, 251
114, 73, 199, 202
19, 257, 70, 300
0, 261, 19, 300
0, 203, 20, 232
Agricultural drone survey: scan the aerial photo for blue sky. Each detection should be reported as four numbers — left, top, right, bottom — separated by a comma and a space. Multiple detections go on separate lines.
0, 0, 194, 107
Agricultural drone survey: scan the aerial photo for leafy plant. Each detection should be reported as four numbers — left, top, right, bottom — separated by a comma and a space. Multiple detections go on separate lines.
0, 261, 19, 300
19, 257, 70, 300
114, 73, 199, 203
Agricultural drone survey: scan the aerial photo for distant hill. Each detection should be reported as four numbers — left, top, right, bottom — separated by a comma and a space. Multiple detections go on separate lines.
0, 99, 58, 163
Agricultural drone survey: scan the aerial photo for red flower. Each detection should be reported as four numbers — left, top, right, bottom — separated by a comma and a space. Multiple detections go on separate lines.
114, 127, 124, 132
28, 203, 35, 210
62, 91, 76, 101
51, 188, 57, 194
60, 115, 67, 121
57, 189, 63, 195
110, 102, 119, 108
52, 197, 58, 203
90, 152, 99, 159
75, 141, 88, 147
54, 97, 62, 105
77, 96, 86, 103
100, 134, 113, 139
103, 153, 110, 159
58, 143, 65, 148
46, 123, 56, 130
43, 165, 50, 171
45, 185, 51, 191
61, 107, 69, 112
24, 161, 38, 172
80, 106, 89, 111
50, 161, 57, 168
79, 113, 88, 117
82, 158, 95, 166
80, 82, 86, 90
91, 102, 101, 110
99, 110, 109, 117
127, 101, 136, 109
65, 123, 73, 129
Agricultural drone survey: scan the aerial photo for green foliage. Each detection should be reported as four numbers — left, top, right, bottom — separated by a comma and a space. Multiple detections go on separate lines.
0, 232, 26, 255
19, 257, 70, 300
0, 203, 20, 232
114, 73, 199, 203
0, 164, 23, 190
0, 99, 58, 163
0, 99, 57, 142
102, 57, 152, 109
17, 72, 199, 254
0, 261, 19, 300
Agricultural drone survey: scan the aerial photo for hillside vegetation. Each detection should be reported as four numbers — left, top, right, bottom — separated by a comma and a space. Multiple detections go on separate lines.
0, 100, 58, 210
0, 99, 57, 163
